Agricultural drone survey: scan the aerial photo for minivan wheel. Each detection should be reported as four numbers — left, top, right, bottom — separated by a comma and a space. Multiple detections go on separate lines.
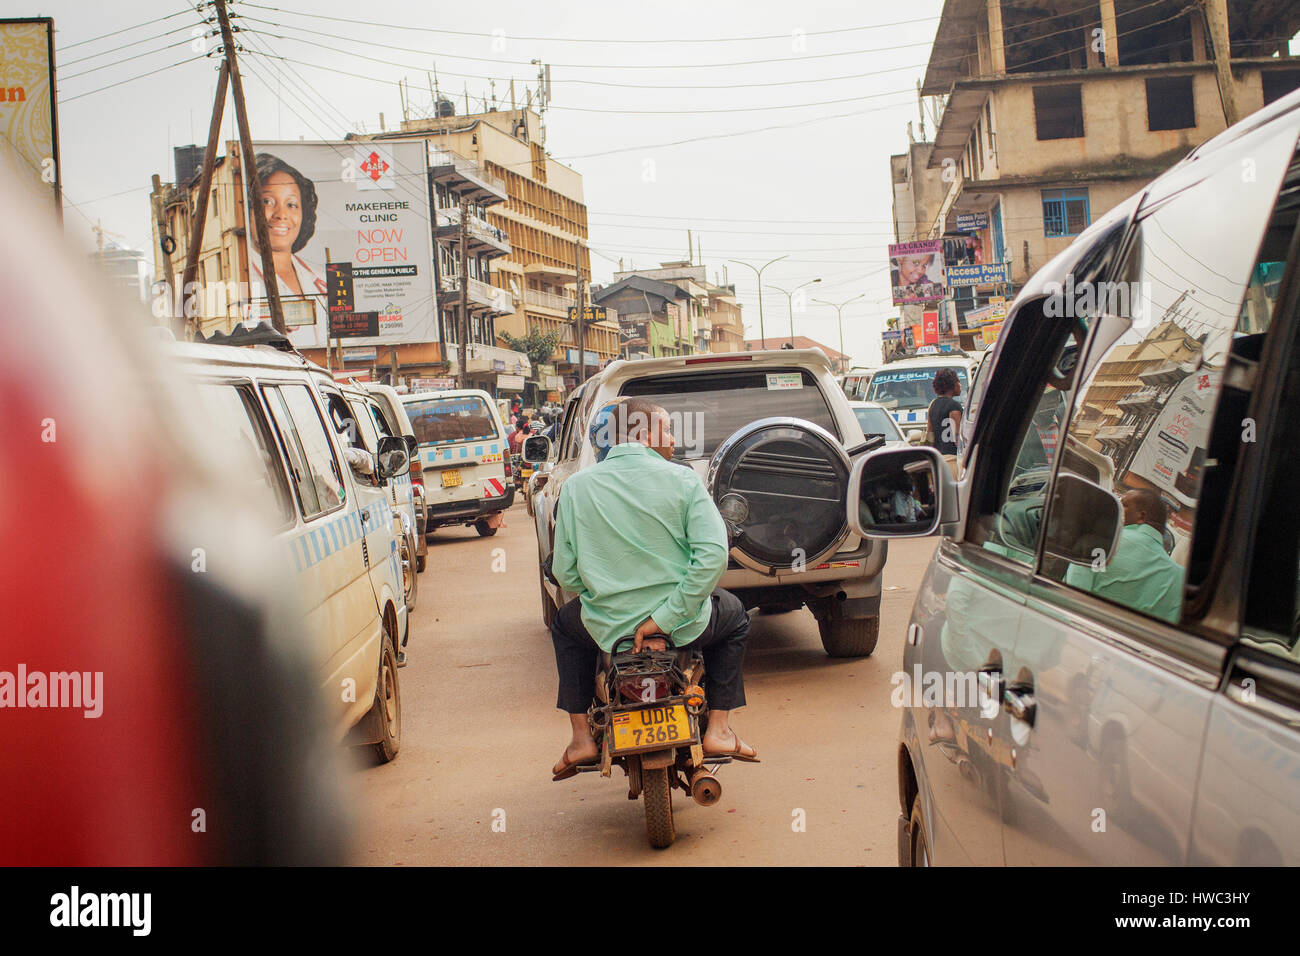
370, 631, 402, 764
539, 561, 557, 629
400, 534, 418, 611
909, 797, 931, 867
474, 519, 498, 537
818, 615, 880, 657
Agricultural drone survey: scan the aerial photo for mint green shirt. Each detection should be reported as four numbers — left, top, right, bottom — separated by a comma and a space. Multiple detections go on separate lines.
551, 442, 729, 652
1065, 523, 1183, 624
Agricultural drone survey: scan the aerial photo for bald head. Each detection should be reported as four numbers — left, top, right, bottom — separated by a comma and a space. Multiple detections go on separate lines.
1122, 488, 1167, 530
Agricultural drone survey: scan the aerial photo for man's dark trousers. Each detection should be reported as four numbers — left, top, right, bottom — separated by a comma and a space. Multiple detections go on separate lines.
551, 588, 749, 714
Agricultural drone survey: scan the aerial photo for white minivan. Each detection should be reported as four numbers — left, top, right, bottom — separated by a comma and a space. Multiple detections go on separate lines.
865, 353, 976, 433
173, 342, 408, 762
400, 388, 514, 538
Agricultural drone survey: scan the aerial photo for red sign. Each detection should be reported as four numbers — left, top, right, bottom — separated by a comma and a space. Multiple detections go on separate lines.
922, 311, 939, 345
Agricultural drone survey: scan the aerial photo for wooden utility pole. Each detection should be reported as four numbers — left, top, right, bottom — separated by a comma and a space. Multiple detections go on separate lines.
458, 196, 469, 389
182, 58, 230, 340
575, 244, 586, 384
151, 174, 179, 337
1202, 0, 1240, 126
213, 0, 286, 334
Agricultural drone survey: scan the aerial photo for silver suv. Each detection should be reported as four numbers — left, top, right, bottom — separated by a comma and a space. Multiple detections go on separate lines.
526, 348, 887, 657
850, 88, 1300, 865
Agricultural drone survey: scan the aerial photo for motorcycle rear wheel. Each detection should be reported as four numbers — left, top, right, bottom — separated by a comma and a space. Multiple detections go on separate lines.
643, 767, 675, 849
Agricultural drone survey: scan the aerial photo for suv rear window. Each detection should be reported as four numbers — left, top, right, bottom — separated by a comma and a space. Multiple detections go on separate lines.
621, 368, 839, 459
868, 366, 969, 412
405, 395, 496, 445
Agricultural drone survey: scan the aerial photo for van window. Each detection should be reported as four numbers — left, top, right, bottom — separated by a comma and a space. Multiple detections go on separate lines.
406, 395, 497, 445
868, 366, 969, 413
1043, 131, 1300, 625
621, 368, 839, 459
263, 384, 344, 518
194, 382, 294, 528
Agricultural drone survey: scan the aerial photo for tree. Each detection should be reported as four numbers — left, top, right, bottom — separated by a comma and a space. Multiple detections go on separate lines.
501, 328, 561, 366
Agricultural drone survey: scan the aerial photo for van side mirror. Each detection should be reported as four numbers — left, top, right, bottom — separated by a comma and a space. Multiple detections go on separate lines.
846, 446, 958, 539
1042, 473, 1122, 567
522, 435, 551, 464
375, 435, 410, 481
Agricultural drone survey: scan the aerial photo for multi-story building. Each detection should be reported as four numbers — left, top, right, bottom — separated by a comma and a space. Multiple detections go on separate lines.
592, 275, 691, 359
92, 242, 152, 307
892, 0, 1300, 344
601, 261, 746, 356
372, 104, 619, 393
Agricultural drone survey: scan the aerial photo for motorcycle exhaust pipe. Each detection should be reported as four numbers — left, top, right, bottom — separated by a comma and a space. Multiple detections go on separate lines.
690, 769, 722, 807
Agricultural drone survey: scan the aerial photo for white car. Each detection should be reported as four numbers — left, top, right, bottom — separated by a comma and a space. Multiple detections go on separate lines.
848, 400, 913, 447
526, 348, 889, 657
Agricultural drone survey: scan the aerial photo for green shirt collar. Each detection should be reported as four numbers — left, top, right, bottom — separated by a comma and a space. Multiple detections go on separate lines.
603, 442, 657, 461
1125, 523, 1165, 545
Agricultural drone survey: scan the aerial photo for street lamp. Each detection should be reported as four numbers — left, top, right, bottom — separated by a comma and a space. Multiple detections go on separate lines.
728, 255, 787, 345
813, 293, 864, 375
765, 277, 821, 344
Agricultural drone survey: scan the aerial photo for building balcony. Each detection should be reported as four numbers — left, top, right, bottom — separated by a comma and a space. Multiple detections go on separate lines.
523, 288, 576, 316
435, 207, 511, 257
439, 274, 515, 316
524, 262, 575, 282
427, 146, 508, 205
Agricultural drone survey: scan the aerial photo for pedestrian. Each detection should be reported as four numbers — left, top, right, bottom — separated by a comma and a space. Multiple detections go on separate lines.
927, 368, 963, 479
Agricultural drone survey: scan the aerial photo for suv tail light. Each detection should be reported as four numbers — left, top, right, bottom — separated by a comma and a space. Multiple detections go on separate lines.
503, 456, 512, 479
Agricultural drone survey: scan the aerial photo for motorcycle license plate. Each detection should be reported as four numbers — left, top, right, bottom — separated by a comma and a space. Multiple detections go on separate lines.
611, 704, 691, 754
441, 469, 462, 488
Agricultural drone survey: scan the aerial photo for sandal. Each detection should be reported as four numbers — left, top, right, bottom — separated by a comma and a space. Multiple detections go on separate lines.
704, 731, 760, 763
551, 745, 599, 781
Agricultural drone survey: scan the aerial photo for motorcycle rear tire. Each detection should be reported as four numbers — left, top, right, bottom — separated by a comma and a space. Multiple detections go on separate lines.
643, 767, 675, 849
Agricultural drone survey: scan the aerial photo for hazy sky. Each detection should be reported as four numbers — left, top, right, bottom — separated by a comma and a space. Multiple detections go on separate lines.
47, 0, 950, 366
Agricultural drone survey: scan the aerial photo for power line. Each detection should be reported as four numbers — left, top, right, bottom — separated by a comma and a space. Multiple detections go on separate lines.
61, 21, 201, 67
61, 35, 202, 81
59, 6, 196, 51
60, 54, 209, 104
240, 3, 939, 46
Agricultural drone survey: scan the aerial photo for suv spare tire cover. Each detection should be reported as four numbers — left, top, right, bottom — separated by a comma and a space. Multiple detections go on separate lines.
707, 417, 850, 574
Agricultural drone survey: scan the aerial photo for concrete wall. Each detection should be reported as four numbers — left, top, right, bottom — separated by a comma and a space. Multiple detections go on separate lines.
998, 178, 1140, 285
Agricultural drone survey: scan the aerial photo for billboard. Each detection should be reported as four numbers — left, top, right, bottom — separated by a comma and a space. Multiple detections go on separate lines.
889, 239, 945, 305
0, 19, 59, 209
1126, 369, 1221, 507
250, 141, 436, 349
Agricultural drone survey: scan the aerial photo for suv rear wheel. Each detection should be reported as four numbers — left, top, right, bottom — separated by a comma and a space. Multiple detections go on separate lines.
817, 615, 880, 657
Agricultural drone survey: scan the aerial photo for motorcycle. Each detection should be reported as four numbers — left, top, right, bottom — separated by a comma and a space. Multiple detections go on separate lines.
511, 452, 533, 492
573, 636, 737, 849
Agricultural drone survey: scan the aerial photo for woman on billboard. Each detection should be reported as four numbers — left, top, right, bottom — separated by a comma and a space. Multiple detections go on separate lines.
248, 152, 327, 299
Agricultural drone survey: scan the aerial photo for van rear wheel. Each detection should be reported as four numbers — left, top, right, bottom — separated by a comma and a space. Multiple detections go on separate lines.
474, 519, 498, 537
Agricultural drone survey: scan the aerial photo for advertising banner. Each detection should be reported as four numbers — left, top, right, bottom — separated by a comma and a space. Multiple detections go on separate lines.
251, 140, 436, 350
947, 262, 1010, 287
955, 211, 989, 232
1127, 368, 1222, 507
889, 240, 945, 305
0, 19, 59, 209
921, 311, 939, 345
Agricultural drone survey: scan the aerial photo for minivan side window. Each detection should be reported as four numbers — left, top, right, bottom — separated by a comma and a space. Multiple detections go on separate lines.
1042, 131, 1300, 625
263, 384, 344, 518
194, 382, 294, 528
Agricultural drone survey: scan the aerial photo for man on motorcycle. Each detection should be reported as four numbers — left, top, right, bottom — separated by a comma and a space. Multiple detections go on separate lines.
549, 398, 759, 779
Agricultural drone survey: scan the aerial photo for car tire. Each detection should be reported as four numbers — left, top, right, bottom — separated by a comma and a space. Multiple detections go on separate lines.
817, 615, 880, 657
909, 796, 931, 867
474, 519, 498, 537
370, 629, 402, 764
400, 534, 418, 612
416, 552, 426, 573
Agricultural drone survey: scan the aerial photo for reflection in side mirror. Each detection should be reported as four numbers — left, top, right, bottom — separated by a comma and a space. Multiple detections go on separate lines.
375, 435, 410, 481
906, 429, 925, 446
1042, 473, 1122, 567
402, 435, 418, 459
522, 434, 551, 464
847, 447, 951, 539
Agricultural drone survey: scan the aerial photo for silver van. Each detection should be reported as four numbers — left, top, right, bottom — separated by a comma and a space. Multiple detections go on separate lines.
847, 89, 1300, 865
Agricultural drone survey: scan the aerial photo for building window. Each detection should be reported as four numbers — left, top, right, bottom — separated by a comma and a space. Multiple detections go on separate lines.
1033, 84, 1084, 140
1146, 75, 1195, 131
1042, 188, 1090, 238
1262, 69, 1300, 106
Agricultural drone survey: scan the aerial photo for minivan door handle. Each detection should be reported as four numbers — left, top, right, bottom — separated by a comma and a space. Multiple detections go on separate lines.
1003, 683, 1037, 726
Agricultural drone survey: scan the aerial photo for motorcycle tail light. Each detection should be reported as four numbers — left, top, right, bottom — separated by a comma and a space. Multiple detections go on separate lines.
503, 457, 512, 478
618, 677, 668, 703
